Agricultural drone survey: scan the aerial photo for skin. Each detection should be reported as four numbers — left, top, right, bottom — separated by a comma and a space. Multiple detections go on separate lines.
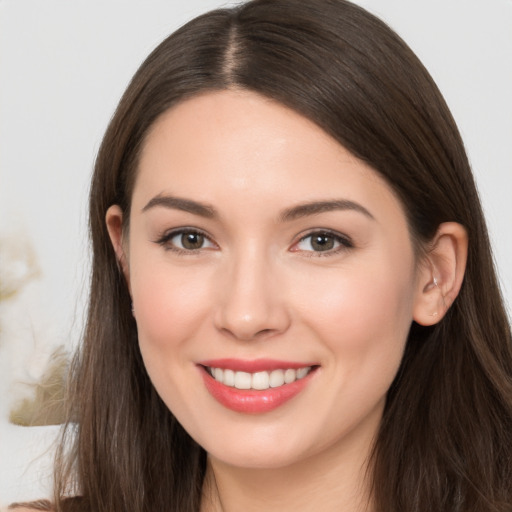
107, 90, 467, 512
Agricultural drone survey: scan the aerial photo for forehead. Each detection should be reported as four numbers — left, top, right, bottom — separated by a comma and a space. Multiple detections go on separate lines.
133, 89, 406, 226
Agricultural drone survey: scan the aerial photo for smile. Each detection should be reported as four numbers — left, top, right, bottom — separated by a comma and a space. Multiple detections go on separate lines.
206, 366, 312, 390
198, 359, 318, 414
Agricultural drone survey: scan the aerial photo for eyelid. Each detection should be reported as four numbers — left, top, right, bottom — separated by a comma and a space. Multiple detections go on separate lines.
154, 227, 218, 253
290, 229, 354, 256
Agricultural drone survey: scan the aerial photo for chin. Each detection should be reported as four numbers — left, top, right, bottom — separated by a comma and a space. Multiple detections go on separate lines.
191, 414, 331, 471
207, 441, 310, 470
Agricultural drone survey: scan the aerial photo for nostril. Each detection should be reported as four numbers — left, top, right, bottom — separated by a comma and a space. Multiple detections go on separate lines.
218, 326, 279, 342
255, 328, 273, 337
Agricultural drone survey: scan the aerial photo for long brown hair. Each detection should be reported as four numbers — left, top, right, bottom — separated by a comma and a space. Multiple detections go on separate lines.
53, 1, 512, 510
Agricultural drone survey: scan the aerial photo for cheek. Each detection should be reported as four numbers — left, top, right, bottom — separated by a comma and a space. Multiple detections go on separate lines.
288, 259, 416, 446
129, 255, 214, 361
297, 253, 416, 382
130, 259, 215, 417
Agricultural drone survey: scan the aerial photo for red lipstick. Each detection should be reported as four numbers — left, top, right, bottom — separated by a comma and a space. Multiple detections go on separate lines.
197, 359, 318, 414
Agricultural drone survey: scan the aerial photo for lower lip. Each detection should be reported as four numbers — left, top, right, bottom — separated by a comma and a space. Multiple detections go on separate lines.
200, 367, 316, 414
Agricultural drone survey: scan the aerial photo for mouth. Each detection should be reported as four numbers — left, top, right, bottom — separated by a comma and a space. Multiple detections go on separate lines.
197, 359, 319, 414
205, 365, 313, 390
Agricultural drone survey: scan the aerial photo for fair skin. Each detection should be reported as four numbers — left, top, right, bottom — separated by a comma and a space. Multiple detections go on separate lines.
106, 90, 467, 512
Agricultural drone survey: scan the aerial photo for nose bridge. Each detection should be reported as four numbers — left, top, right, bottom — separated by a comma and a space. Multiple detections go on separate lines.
214, 242, 290, 340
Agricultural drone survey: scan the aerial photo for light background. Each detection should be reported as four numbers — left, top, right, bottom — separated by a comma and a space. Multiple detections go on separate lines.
0, 0, 511, 505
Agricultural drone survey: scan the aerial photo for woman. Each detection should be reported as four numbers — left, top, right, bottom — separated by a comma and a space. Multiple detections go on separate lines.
11, 0, 512, 510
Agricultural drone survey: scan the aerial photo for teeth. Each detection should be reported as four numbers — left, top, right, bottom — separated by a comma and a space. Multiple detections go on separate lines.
207, 366, 312, 390
223, 369, 235, 387
234, 371, 252, 390
269, 369, 285, 388
213, 368, 223, 382
252, 371, 270, 390
284, 368, 296, 384
296, 367, 309, 379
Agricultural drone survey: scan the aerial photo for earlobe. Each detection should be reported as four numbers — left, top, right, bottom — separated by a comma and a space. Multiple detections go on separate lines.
413, 222, 468, 326
105, 205, 131, 291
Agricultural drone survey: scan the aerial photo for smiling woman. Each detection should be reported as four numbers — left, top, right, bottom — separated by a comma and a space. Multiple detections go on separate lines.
10, 0, 512, 511
107, 91, 430, 474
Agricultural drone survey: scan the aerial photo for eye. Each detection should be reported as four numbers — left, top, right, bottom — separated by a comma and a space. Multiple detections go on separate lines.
156, 229, 216, 252
293, 231, 353, 254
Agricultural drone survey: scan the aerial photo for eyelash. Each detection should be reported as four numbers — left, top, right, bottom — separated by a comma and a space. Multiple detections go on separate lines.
154, 228, 354, 257
292, 229, 354, 257
154, 228, 216, 255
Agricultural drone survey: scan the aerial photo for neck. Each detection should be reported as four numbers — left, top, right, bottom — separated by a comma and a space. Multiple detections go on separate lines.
200, 424, 377, 512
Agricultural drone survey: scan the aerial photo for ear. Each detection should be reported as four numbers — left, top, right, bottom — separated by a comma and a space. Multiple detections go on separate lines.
413, 222, 468, 326
105, 204, 131, 293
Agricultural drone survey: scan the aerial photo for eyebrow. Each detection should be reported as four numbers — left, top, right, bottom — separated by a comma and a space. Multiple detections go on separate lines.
142, 194, 374, 222
279, 199, 375, 222
142, 194, 217, 218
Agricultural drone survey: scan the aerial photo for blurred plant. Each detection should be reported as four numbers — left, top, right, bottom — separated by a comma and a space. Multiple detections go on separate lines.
0, 230, 68, 426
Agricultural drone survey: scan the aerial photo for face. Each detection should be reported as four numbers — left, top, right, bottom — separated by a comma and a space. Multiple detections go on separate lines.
112, 90, 423, 470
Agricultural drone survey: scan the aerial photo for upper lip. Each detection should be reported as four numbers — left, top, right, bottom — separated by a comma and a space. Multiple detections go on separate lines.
198, 358, 317, 373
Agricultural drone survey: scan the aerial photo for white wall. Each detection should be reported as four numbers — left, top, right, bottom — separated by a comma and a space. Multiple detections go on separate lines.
1, 0, 511, 352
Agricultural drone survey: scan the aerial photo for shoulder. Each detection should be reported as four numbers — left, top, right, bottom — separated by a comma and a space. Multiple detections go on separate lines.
8, 497, 85, 512
8, 500, 53, 511
9, 509, 49, 512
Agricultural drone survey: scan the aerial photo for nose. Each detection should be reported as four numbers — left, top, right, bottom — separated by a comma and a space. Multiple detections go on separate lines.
213, 250, 291, 341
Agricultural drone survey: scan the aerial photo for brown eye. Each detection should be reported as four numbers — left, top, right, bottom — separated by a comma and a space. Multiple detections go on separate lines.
181, 232, 205, 250
294, 231, 353, 254
158, 229, 216, 252
310, 234, 335, 251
